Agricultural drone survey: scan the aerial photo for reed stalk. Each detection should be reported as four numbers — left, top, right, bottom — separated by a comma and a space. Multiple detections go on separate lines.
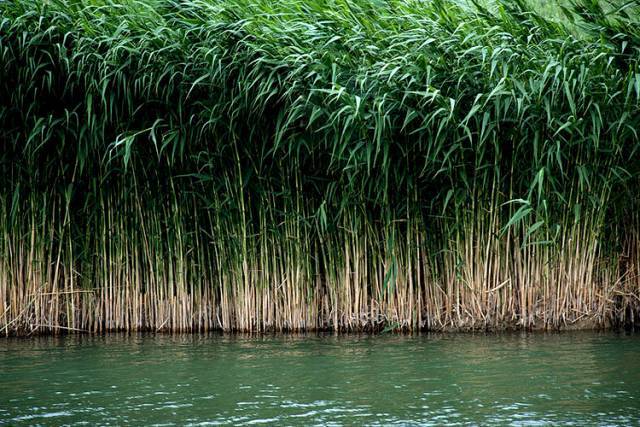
0, 0, 639, 335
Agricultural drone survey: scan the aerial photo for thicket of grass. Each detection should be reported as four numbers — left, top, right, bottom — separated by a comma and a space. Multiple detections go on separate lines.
1, 0, 639, 334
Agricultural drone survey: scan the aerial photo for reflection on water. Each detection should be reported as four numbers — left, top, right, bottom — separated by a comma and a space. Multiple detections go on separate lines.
1, 332, 639, 425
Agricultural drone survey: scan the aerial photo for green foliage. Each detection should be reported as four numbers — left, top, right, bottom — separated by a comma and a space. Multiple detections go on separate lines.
0, 0, 639, 332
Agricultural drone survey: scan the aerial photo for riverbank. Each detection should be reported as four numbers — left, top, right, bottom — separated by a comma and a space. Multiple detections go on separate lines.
1, 0, 639, 336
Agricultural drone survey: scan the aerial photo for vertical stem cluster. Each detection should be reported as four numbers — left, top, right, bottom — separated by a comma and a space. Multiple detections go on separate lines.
0, 0, 639, 334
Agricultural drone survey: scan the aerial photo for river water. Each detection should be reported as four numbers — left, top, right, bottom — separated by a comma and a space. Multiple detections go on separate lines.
1, 332, 639, 425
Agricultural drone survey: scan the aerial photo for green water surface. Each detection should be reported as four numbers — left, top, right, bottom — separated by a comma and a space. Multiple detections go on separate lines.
1, 332, 639, 425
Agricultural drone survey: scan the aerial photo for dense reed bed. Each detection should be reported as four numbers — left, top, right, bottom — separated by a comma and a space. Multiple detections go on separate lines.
1, 0, 639, 335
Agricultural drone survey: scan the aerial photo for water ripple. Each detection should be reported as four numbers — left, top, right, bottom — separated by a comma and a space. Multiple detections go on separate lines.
0, 332, 639, 425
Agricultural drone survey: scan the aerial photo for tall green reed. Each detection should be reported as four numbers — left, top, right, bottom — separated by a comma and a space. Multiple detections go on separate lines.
0, 0, 638, 334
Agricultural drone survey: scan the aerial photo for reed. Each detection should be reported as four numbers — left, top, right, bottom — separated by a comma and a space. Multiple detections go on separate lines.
0, 0, 639, 335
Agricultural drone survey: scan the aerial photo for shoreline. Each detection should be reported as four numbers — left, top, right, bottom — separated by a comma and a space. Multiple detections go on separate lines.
3, 297, 637, 337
